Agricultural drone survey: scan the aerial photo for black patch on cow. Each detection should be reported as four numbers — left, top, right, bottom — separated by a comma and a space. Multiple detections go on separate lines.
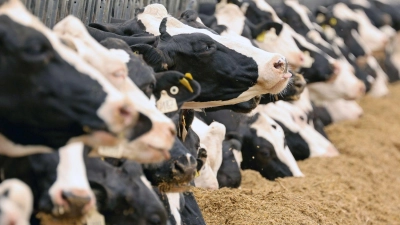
181, 192, 206, 225
217, 138, 242, 188
274, 120, 310, 161
87, 158, 168, 225
132, 29, 259, 102
0, 15, 111, 149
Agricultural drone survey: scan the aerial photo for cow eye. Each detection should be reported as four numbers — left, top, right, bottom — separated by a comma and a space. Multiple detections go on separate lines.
271, 124, 277, 129
22, 39, 53, 63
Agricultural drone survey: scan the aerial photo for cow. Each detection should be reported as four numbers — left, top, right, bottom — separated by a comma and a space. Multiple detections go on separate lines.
192, 117, 226, 190
0, 179, 33, 225
307, 59, 366, 103
211, 1, 305, 70
217, 136, 242, 188
92, 4, 292, 110
86, 158, 168, 225
318, 99, 363, 124
99, 37, 202, 117
316, 3, 388, 53
53, 16, 177, 163
0, 148, 94, 222
260, 100, 339, 160
198, 109, 304, 180
0, 0, 143, 156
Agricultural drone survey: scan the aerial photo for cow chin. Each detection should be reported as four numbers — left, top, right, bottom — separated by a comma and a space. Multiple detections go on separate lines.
266, 78, 291, 94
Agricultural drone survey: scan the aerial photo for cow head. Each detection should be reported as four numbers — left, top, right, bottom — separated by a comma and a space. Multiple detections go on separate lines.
131, 4, 291, 109
86, 158, 168, 225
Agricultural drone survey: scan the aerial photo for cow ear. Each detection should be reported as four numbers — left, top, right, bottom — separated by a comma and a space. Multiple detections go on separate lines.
159, 17, 172, 41
130, 44, 171, 72
88, 23, 119, 33
247, 20, 283, 37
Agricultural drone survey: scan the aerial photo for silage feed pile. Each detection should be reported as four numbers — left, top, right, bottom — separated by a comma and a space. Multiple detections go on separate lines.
193, 83, 400, 225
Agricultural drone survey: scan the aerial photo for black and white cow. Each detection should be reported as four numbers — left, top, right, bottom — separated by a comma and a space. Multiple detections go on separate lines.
199, 109, 303, 180
217, 135, 242, 188
86, 158, 168, 225
91, 4, 292, 111
192, 117, 225, 190
53, 16, 178, 163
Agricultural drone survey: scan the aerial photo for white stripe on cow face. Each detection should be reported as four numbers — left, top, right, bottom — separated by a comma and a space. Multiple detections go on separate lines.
166, 193, 182, 225
215, 4, 246, 36
48, 142, 95, 213
249, 110, 304, 177
284, 0, 315, 31
252, 0, 282, 23
0, 0, 139, 135
333, 3, 388, 52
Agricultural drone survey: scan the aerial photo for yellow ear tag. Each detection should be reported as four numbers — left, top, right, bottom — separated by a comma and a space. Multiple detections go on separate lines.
329, 18, 337, 26
156, 90, 178, 113
195, 171, 200, 178
184, 73, 193, 80
86, 210, 105, 225
256, 30, 267, 42
179, 78, 194, 93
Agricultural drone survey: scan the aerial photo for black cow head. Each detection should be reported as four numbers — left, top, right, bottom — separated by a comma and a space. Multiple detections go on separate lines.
216, 135, 242, 188
86, 158, 168, 225
239, 113, 293, 180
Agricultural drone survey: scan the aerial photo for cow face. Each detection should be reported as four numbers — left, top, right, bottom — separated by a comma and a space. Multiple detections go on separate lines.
320, 3, 388, 52
131, 4, 291, 109
0, 146, 95, 221
0, 179, 33, 225
240, 113, 303, 180
217, 137, 242, 188
86, 158, 168, 225
262, 98, 339, 159
307, 59, 366, 103
291, 31, 338, 83
321, 99, 363, 123
53, 16, 177, 163
0, 1, 140, 150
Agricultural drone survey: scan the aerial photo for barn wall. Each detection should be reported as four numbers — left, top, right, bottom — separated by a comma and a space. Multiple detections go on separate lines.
20, 0, 400, 28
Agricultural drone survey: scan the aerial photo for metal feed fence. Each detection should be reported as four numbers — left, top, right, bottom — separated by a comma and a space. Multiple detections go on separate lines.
20, 0, 193, 28
21, 0, 400, 28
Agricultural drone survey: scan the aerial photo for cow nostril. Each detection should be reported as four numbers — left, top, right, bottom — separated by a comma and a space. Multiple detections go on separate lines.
119, 105, 131, 118
61, 190, 92, 208
173, 161, 186, 174
274, 60, 284, 70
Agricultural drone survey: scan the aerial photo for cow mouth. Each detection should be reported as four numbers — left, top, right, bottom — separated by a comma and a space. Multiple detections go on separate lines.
36, 210, 86, 224
157, 182, 191, 193
269, 77, 291, 94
